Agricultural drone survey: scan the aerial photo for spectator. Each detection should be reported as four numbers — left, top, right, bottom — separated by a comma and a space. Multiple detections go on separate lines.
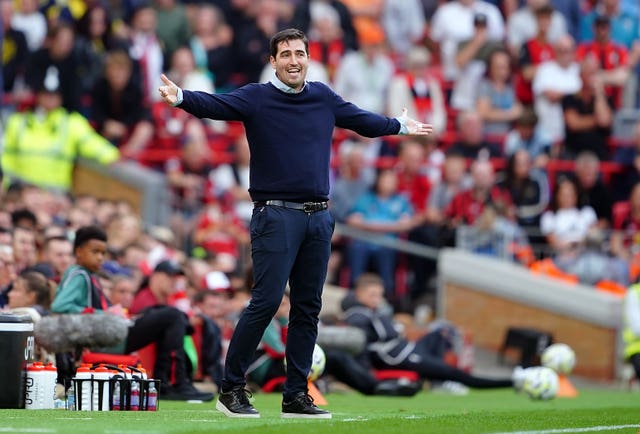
25, 23, 83, 112
613, 121, 640, 200
496, 149, 549, 235
382, 0, 426, 56
333, 26, 394, 114
475, 48, 524, 137
503, 108, 552, 167
576, 14, 635, 109
345, 168, 415, 299
532, 34, 581, 144
306, 1, 348, 82
580, 0, 639, 49
126, 1, 164, 103
290, 0, 359, 52
75, 4, 128, 97
90, 50, 154, 159
451, 12, 506, 111
340, 0, 385, 48
623, 277, 640, 383
610, 182, 640, 267
188, 4, 234, 91
572, 151, 613, 226
506, 0, 567, 55
107, 274, 138, 312
550, 0, 580, 41
10, 0, 46, 52
1, 0, 29, 97
429, 0, 505, 89
387, 46, 447, 138
448, 111, 502, 159
153, 0, 191, 67
51, 227, 213, 401
343, 273, 514, 390
5, 269, 53, 317
39, 236, 74, 282
0, 244, 17, 308
514, 3, 556, 106
2, 68, 120, 192
540, 177, 597, 254
13, 226, 37, 273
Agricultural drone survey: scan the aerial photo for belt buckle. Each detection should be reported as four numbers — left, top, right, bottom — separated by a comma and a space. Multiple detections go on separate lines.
303, 202, 315, 213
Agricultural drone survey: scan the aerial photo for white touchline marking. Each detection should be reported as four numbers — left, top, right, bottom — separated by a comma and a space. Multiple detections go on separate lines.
0, 429, 55, 433
342, 418, 369, 422
493, 424, 640, 434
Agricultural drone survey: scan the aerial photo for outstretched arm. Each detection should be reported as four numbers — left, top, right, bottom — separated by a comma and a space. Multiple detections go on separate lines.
158, 74, 179, 106
398, 107, 434, 136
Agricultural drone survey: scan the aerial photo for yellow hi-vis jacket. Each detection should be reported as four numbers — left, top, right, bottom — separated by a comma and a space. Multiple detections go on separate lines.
623, 284, 640, 360
2, 107, 120, 191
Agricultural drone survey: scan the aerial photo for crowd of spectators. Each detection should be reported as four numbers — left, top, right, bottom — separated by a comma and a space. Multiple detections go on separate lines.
3, 0, 640, 395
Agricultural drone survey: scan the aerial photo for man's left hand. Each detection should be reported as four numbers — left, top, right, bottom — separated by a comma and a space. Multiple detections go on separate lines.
400, 108, 434, 135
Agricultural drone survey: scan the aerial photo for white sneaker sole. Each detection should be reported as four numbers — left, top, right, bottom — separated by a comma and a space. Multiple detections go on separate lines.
281, 412, 332, 419
215, 399, 260, 418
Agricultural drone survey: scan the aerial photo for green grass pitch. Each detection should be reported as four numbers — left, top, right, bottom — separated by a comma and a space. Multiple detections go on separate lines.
1, 388, 639, 434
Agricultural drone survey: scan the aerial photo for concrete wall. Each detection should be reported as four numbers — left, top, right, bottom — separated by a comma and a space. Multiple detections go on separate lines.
438, 249, 624, 380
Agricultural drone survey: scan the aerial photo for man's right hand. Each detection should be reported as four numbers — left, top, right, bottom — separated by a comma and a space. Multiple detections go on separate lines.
159, 74, 179, 105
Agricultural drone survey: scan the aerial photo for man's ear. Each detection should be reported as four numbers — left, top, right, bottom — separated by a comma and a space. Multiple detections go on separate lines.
269, 56, 276, 69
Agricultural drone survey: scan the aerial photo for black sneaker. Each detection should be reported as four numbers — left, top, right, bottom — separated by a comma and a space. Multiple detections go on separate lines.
161, 384, 215, 402
216, 387, 260, 418
281, 392, 331, 419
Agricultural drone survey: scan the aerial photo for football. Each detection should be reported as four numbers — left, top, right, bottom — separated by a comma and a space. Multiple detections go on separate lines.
522, 366, 559, 400
541, 343, 576, 375
308, 343, 326, 381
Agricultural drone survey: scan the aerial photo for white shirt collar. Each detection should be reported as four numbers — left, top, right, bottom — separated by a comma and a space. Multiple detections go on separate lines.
270, 74, 306, 93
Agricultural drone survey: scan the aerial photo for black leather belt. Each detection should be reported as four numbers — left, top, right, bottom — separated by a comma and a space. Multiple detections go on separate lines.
254, 200, 328, 213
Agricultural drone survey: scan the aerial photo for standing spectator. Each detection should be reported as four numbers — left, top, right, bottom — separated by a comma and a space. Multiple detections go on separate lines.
575, 14, 634, 109
387, 46, 447, 137
514, 4, 556, 106
188, 4, 234, 91
580, 0, 639, 49
25, 23, 83, 112
429, 0, 505, 92
532, 34, 581, 144
153, 0, 191, 67
10, 0, 46, 52
506, 0, 567, 56
382, 0, 426, 56
1, 0, 29, 98
475, 48, 523, 138
345, 168, 415, 299
333, 27, 394, 114
561, 59, 614, 160
90, 50, 154, 159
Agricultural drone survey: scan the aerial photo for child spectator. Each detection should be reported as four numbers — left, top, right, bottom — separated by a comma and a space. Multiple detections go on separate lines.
504, 108, 552, 168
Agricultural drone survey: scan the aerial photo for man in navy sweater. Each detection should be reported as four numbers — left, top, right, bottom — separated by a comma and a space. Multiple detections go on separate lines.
159, 28, 432, 419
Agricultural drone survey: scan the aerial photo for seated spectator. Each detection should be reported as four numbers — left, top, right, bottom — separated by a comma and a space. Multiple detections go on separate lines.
580, 1, 639, 49
540, 177, 597, 254
506, 0, 567, 57
291, 0, 359, 53
503, 108, 553, 168
5, 269, 53, 318
154, 0, 191, 66
395, 139, 432, 217
306, 1, 348, 82
10, 0, 46, 52
13, 226, 37, 273
38, 235, 73, 283
0, 244, 16, 308
475, 48, 523, 139
345, 168, 415, 300
614, 121, 640, 201
572, 151, 613, 226
387, 46, 446, 138
343, 273, 514, 390
381, 0, 426, 56
448, 111, 502, 159
90, 50, 154, 159
2, 68, 120, 193
532, 34, 581, 145
496, 149, 550, 235
562, 58, 614, 161
1, 0, 29, 100
51, 226, 213, 401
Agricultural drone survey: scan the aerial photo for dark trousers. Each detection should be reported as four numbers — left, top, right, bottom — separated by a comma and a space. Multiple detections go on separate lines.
324, 349, 378, 395
125, 306, 190, 388
222, 205, 334, 401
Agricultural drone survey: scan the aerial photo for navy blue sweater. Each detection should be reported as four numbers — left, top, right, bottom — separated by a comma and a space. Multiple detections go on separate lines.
179, 82, 401, 202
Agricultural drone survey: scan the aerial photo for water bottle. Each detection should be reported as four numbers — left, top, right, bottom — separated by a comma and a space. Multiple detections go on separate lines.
25, 362, 45, 409
130, 380, 140, 411
92, 365, 111, 411
112, 381, 121, 411
146, 381, 157, 412
66, 383, 76, 411
74, 366, 92, 411
43, 363, 58, 409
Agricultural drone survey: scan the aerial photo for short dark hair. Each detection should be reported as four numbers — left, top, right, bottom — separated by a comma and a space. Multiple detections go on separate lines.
11, 208, 37, 228
73, 225, 107, 251
269, 28, 309, 58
